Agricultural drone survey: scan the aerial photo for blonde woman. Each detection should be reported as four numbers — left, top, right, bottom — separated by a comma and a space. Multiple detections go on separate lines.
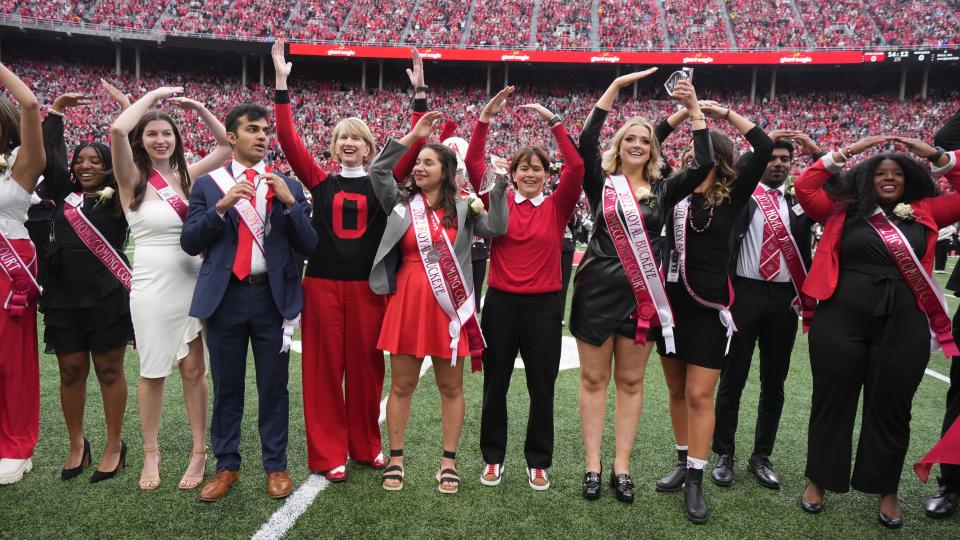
570, 71, 710, 504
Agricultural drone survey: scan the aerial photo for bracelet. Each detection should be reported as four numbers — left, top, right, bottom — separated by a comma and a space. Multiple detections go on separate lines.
547, 114, 562, 127
414, 85, 429, 94
688, 112, 705, 122
723, 108, 731, 119
928, 146, 946, 164
837, 148, 850, 161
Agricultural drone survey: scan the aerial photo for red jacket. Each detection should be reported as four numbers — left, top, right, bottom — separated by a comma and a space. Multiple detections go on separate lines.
796, 151, 960, 301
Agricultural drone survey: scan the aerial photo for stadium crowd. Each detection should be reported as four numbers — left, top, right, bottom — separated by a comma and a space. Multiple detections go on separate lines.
1, 0, 959, 50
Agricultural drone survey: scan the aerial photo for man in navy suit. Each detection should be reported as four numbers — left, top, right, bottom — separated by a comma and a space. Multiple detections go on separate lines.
181, 103, 318, 502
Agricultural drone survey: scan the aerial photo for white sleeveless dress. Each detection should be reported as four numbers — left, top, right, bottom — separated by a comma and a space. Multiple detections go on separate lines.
127, 199, 203, 378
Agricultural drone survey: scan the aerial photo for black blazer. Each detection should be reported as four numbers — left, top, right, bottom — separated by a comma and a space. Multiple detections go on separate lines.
727, 190, 813, 275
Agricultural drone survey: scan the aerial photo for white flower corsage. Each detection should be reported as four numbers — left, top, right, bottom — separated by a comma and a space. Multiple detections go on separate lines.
892, 202, 915, 221
467, 194, 485, 216
95, 186, 115, 207
0, 155, 8, 173
635, 185, 656, 208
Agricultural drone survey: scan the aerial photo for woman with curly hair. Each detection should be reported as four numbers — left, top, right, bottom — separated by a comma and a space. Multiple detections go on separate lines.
796, 136, 960, 529
652, 101, 773, 524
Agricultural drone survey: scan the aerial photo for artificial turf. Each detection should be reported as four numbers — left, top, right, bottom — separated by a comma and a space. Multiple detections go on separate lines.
1, 259, 958, 539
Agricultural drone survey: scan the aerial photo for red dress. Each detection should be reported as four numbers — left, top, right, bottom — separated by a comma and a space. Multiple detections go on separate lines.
377, 211, 469, 359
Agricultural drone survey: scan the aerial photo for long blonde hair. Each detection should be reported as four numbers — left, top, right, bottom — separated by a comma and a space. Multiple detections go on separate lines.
329, 117, 376, 166
601, 117, 663, 183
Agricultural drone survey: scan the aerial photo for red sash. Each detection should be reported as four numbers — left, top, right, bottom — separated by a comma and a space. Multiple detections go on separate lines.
209, 165, 273, 256
867, 209, 959, 358
147, 169, 188, 221
751, 185, 816, 332
62, 193, 132, 291
409, 193, 485, 372
915, 415, 960, 483
601, 175, 675, 352
0, 233, 40, 317
670, 196, 737, 354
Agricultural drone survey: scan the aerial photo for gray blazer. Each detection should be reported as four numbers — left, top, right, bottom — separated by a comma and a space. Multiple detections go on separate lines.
369, 139, 509, 295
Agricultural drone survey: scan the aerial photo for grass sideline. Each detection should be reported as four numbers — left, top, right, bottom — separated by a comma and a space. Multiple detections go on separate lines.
0, 258, 957, 539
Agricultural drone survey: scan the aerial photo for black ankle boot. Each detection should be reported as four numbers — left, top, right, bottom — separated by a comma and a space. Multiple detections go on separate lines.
656, 449, 687, 493
684, 468, 710, 524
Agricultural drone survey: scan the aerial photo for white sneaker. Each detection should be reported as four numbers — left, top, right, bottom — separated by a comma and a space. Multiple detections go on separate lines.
527, 467, 550, 491
480, 463, 503, 486
0, 458, 32, 485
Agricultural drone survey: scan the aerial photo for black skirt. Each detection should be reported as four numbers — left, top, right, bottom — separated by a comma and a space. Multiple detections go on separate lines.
657, 281, 728, 369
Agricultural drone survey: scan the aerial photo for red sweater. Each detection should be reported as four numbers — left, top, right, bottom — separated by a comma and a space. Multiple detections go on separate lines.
465, 120, 584, 294
796, 151, 960, 301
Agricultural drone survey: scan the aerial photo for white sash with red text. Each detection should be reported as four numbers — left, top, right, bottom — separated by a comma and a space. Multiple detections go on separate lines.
0, 232, 40, 317
672, 196, 737, 354
147, 169, 188, 221
867, 208, 959, 358
409, 193, 485, 372
209, 166, 267, 256
602, 175, 675, 352
751, 185, 816, 332
63, 192, 132, 291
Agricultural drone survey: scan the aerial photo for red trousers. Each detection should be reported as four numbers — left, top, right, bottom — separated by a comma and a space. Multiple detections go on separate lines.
0, 239, 39, 459
301, 277, 386, 472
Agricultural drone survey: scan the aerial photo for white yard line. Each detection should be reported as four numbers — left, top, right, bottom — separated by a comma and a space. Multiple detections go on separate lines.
926, 368, 952, 384
252, 359, 431, 540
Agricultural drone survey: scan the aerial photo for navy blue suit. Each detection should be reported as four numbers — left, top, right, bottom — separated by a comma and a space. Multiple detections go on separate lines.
181, 163, 317, 473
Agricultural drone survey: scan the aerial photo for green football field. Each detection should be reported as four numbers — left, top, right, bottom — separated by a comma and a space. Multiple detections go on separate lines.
1, 256, 958, 539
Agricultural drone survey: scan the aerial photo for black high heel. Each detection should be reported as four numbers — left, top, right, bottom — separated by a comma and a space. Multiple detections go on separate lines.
90, 439, 126, 484
61, 437, 92, 481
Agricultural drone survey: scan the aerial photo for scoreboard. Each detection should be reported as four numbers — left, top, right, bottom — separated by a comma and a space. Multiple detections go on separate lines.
883, 49, 960, 63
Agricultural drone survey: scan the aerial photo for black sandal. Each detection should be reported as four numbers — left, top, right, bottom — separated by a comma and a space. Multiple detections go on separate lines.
381, 449, 404, 491
436, 450, 460, 494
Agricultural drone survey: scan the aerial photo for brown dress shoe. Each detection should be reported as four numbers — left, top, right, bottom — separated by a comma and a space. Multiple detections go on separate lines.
198, 469, 239, 502
266, 471, 293, 499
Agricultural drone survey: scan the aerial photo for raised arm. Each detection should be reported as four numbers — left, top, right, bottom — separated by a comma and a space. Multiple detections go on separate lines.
466, 86, 513, 204
892, 137, 960, 225
1, 64, 45, 192
100, 78, 131, 111
110, 86, 182, 198
41, 93, 91, 202
392, 49, 430, 182
701, 101, 773, 204
472, 176, 509, 238
660, 80, 711, 207
795, 135, 887, 223
272, 39, 328, 189
169, 97, 232, 181
371, 111, 442, 212
594, 68, 658, 112
520, 103, 584, 222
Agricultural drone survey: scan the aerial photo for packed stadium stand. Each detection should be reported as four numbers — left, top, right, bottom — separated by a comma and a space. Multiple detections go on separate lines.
2, 0, 958, 49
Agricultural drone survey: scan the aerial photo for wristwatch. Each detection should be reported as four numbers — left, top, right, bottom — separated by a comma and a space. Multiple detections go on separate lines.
688, 112, 705, 122
414, 85, 429, 94
928, 146, 946, 164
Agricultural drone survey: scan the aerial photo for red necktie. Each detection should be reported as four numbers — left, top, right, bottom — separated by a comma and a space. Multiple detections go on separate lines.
232, 169, 257, 280
759, 189, 781, 281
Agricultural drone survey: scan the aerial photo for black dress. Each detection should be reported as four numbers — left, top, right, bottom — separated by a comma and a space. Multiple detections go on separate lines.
657, 126, 774, 367
39, 114, 133, 355
569, 105, 714, 346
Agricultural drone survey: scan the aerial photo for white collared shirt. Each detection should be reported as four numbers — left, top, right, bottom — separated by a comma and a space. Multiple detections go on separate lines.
514, 192, 545, 206
230, 160, 268, 276
736, 183, 791, 282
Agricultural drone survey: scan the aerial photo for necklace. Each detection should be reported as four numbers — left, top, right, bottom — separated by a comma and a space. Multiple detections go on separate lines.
687, 204, 715, 233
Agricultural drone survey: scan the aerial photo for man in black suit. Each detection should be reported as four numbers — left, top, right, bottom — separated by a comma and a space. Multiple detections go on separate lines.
925, 108, 960, 519
710, 134, 817, 489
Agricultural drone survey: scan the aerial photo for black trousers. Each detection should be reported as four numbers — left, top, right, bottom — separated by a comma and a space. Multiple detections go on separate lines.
479, 288, 562, 468
805, 267, 930, 493
206, 278, 289, 473
560, 248, 574, 322
713, 277, 796, 458
936, 239, 951, 271
939, 307, 960, 490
